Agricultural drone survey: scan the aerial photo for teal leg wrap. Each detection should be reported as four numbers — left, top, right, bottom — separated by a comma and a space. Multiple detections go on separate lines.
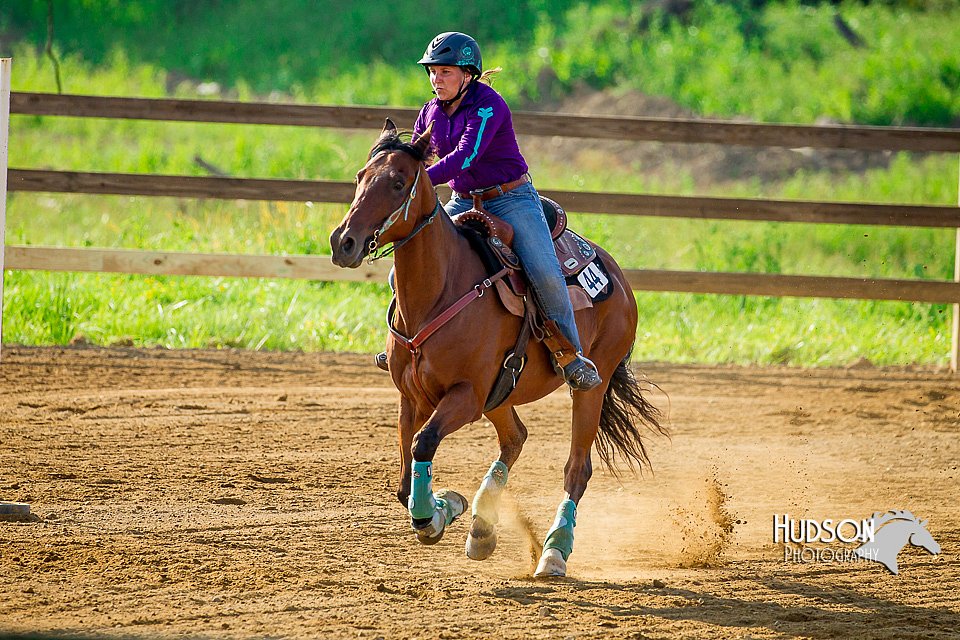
408, 460, 437, 520
486, 460, 509, 488
542, 499, 577, 561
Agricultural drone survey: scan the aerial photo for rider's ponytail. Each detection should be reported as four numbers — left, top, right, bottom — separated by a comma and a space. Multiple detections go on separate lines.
479, 67, 502, 85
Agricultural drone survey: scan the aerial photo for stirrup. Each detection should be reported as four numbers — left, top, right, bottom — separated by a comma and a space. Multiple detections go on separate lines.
375, 351, 389, 372
562, 354, 602, 392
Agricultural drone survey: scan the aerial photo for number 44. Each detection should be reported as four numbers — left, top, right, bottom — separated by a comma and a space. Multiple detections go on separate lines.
576, 262, 609, 299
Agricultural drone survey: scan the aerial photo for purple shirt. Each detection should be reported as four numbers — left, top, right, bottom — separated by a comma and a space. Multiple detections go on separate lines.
413, 82, 529, 194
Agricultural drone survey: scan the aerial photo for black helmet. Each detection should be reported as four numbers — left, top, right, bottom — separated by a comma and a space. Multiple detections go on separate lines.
418, 32, 482, 77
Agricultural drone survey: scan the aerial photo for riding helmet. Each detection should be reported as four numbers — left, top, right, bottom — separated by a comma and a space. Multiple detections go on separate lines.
418, 32, 482, 77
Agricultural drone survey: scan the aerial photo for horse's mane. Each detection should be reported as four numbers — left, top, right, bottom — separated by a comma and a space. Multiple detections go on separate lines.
369, 130, 435, 164
872, 510, 919, 529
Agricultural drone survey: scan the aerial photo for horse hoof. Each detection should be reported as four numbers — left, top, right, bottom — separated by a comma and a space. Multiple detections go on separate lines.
416, 527, 445, 545
534, 548, 567, 577
412, 509, 445, 545
465, 517, 498, 561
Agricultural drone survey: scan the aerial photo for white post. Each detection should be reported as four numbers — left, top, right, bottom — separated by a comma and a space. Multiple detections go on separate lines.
0, 59, 10, 364
952, 155, 960, 373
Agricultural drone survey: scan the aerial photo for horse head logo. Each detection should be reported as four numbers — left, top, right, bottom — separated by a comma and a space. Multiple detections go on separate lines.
854, 510, 940, 575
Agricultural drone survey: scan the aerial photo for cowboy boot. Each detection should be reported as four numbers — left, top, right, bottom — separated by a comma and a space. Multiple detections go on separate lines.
541, 321, 602, 392
375, 268, 397, 372
561, 353, 602, 391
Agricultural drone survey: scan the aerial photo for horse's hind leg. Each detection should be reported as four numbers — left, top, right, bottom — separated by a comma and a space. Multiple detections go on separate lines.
466, 405, 528, 561
535, 388, 604, 577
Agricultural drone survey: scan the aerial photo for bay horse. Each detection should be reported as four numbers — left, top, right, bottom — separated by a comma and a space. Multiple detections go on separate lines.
329, 119, 665, 577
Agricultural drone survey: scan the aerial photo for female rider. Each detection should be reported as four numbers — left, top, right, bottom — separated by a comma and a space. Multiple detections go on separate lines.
410, 31, 600, 391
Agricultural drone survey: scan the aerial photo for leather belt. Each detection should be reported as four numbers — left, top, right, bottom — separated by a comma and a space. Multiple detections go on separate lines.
457, 174, 530, 202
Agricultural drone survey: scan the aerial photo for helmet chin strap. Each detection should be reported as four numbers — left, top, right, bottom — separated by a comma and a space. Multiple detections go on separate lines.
439, 75, 471, 107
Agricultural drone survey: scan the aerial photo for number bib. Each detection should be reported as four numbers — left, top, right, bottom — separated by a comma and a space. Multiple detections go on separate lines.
566, 256, 614, 303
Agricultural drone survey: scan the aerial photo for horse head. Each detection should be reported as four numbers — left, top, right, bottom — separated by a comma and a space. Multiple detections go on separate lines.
909, 519, 941, 555
330, 119, 435, 268
855, 510, 940, 574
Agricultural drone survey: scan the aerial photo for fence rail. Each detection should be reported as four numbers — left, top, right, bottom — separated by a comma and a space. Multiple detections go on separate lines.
9, 168, 960, 228
13, 92, 960, 151
6, 246, 958, 304
4, 90, 960, 367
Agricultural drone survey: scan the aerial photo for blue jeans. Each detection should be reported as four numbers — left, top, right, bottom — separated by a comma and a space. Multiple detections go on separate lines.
444, 181, 582, 353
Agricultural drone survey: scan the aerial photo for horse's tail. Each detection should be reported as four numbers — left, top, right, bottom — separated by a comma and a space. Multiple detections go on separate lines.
596, 347, 668, 473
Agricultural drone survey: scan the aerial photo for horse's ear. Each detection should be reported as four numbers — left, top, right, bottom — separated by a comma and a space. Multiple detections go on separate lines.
382, 118, 398, 136
412, 121, 434, 156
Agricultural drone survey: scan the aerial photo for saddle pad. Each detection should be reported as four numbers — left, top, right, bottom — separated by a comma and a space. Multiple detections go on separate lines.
495, 280, 593, 318
565, 253, 614, 303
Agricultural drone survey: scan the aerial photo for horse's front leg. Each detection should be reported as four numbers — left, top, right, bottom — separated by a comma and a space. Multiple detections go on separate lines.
395, 394, 426, 507
466, 405, 528, 561
408, 382, 479, 544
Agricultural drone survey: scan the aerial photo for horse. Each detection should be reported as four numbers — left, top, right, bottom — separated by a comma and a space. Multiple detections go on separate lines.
854, 510, 940, 575
329, 119, 666, 577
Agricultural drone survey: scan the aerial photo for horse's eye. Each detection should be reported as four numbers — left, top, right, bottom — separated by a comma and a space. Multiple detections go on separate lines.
394, 180, 405, 191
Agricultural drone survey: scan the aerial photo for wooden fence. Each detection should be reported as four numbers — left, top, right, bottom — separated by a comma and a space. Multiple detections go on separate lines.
3, 86, 960, 368
0, 61, 9, 359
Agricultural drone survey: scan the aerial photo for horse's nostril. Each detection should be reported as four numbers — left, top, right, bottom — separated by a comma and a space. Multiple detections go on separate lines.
341, 236, 356, 255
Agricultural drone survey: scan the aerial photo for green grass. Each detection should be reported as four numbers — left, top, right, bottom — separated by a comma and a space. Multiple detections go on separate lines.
3, 273, 391, 352
4, 143, 955, 365
1, 0, 569, 97
3, 271, 949, 366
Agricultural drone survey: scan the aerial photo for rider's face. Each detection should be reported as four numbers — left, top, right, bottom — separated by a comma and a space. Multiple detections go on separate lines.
428, 66, 470, 101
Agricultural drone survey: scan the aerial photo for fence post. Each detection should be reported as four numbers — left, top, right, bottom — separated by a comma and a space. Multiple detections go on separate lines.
952, 155, 960, 373
0, 59, 10, 364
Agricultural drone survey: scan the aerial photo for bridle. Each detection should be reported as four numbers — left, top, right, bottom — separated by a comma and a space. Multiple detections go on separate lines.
366, 163, 442, 264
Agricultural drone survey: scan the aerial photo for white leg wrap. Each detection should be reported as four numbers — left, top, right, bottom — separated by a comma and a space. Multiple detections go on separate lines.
472, 474, 504, 525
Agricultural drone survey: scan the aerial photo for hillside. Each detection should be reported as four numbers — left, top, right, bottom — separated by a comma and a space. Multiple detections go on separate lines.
521, 87, 907, 187
2, 1, 959, 126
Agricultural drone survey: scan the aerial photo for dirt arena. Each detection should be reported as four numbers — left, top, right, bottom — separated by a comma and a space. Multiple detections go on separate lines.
1, 345, 958, 639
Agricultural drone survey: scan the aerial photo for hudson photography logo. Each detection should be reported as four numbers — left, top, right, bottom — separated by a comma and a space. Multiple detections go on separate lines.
774, 509, 941, 574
